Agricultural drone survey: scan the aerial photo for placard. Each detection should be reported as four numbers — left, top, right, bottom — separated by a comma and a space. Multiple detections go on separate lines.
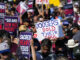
64, 4, 74, 17
16, 1, 29, 14
19, 32, 32, 59
35, 19, 64, 41
4, 16, 18, 35
36, 0, 49, 4
0, 3, 5, 18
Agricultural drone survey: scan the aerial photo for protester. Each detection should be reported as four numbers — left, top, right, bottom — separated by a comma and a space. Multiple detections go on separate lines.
36, 38, 56, 60
0, 0, 80, 60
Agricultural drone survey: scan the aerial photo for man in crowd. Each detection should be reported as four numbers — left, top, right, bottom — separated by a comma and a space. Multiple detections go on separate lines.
36, 38, 56, 60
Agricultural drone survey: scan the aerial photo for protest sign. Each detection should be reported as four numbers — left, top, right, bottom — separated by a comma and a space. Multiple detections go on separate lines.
19, 32, 32, 59
67, 0, 72, 4
49, 0, 61, 7
0, 18, 3, 30
35, 19, 64, 41
63, 4, 74, 17
0, 3, 5, 18
36, 0, 49, 4
4, 16, 18, 35
16, 1, 29, 14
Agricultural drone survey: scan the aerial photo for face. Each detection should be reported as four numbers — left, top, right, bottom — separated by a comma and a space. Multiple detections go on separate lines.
72, 28, 78, 34
11, 11, 14, 16
41, 46, 49, 54
41, 46, 50, 57
33, 16, 38, 23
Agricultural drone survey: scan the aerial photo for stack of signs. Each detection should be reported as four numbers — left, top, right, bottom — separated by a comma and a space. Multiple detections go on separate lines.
35, 19, 64, 41
64, 4, 74, 18
4, 16, 18, 35
36, 0, 49, 4
0, 18, 3, 30
19, 32, 32, 59
0, 3, 5, 18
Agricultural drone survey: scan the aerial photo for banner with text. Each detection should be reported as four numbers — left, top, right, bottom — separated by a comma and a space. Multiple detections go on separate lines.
36, 0, 49, 4
19, 32, 32, 59
35, 19, 64, 41
0, 3, 5, 18
64, 4, 74, 17
4, 16, 18, 35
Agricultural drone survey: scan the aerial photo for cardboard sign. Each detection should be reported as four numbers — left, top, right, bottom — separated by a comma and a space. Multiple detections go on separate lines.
0, 3, 5, 18
64, 4, 74, 17
35, 19, 64, 41
4, 16, 18, 35
36, 0, 49, 4
19, 32, 32, 59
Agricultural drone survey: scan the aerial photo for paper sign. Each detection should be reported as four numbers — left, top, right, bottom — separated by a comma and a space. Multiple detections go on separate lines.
36, 0, 49, 4
0, 3, 5, 18
4, 16, 18, 35
64, 4, 74, 17
19, 32, 32, 59
35, 19, 64, 41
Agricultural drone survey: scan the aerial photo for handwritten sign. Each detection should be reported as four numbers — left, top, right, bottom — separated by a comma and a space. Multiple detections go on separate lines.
4, 16, 18, 35
64, 4, 74, 17
35, 19, 64, 41
0, 3, 5, 18
36, 0, 49, 4
19, 32, 32, 59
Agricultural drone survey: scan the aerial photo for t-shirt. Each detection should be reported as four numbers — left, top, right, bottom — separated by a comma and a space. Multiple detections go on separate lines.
73, 30, 80, 43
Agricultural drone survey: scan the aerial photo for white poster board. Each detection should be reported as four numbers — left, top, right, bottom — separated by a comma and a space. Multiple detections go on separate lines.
35, 19, 64, 41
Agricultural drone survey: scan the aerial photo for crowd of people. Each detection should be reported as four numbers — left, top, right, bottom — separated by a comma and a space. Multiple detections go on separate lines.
0, 0, 80, 60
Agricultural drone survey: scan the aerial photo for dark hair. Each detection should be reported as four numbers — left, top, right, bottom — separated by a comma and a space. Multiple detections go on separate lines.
41, 39, 52, 50
0, 30, 11, 45
72, 24, 79, 30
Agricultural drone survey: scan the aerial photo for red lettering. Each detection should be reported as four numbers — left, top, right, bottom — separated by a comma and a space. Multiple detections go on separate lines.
0, 9, 5, 13
20, 40, 30, 46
